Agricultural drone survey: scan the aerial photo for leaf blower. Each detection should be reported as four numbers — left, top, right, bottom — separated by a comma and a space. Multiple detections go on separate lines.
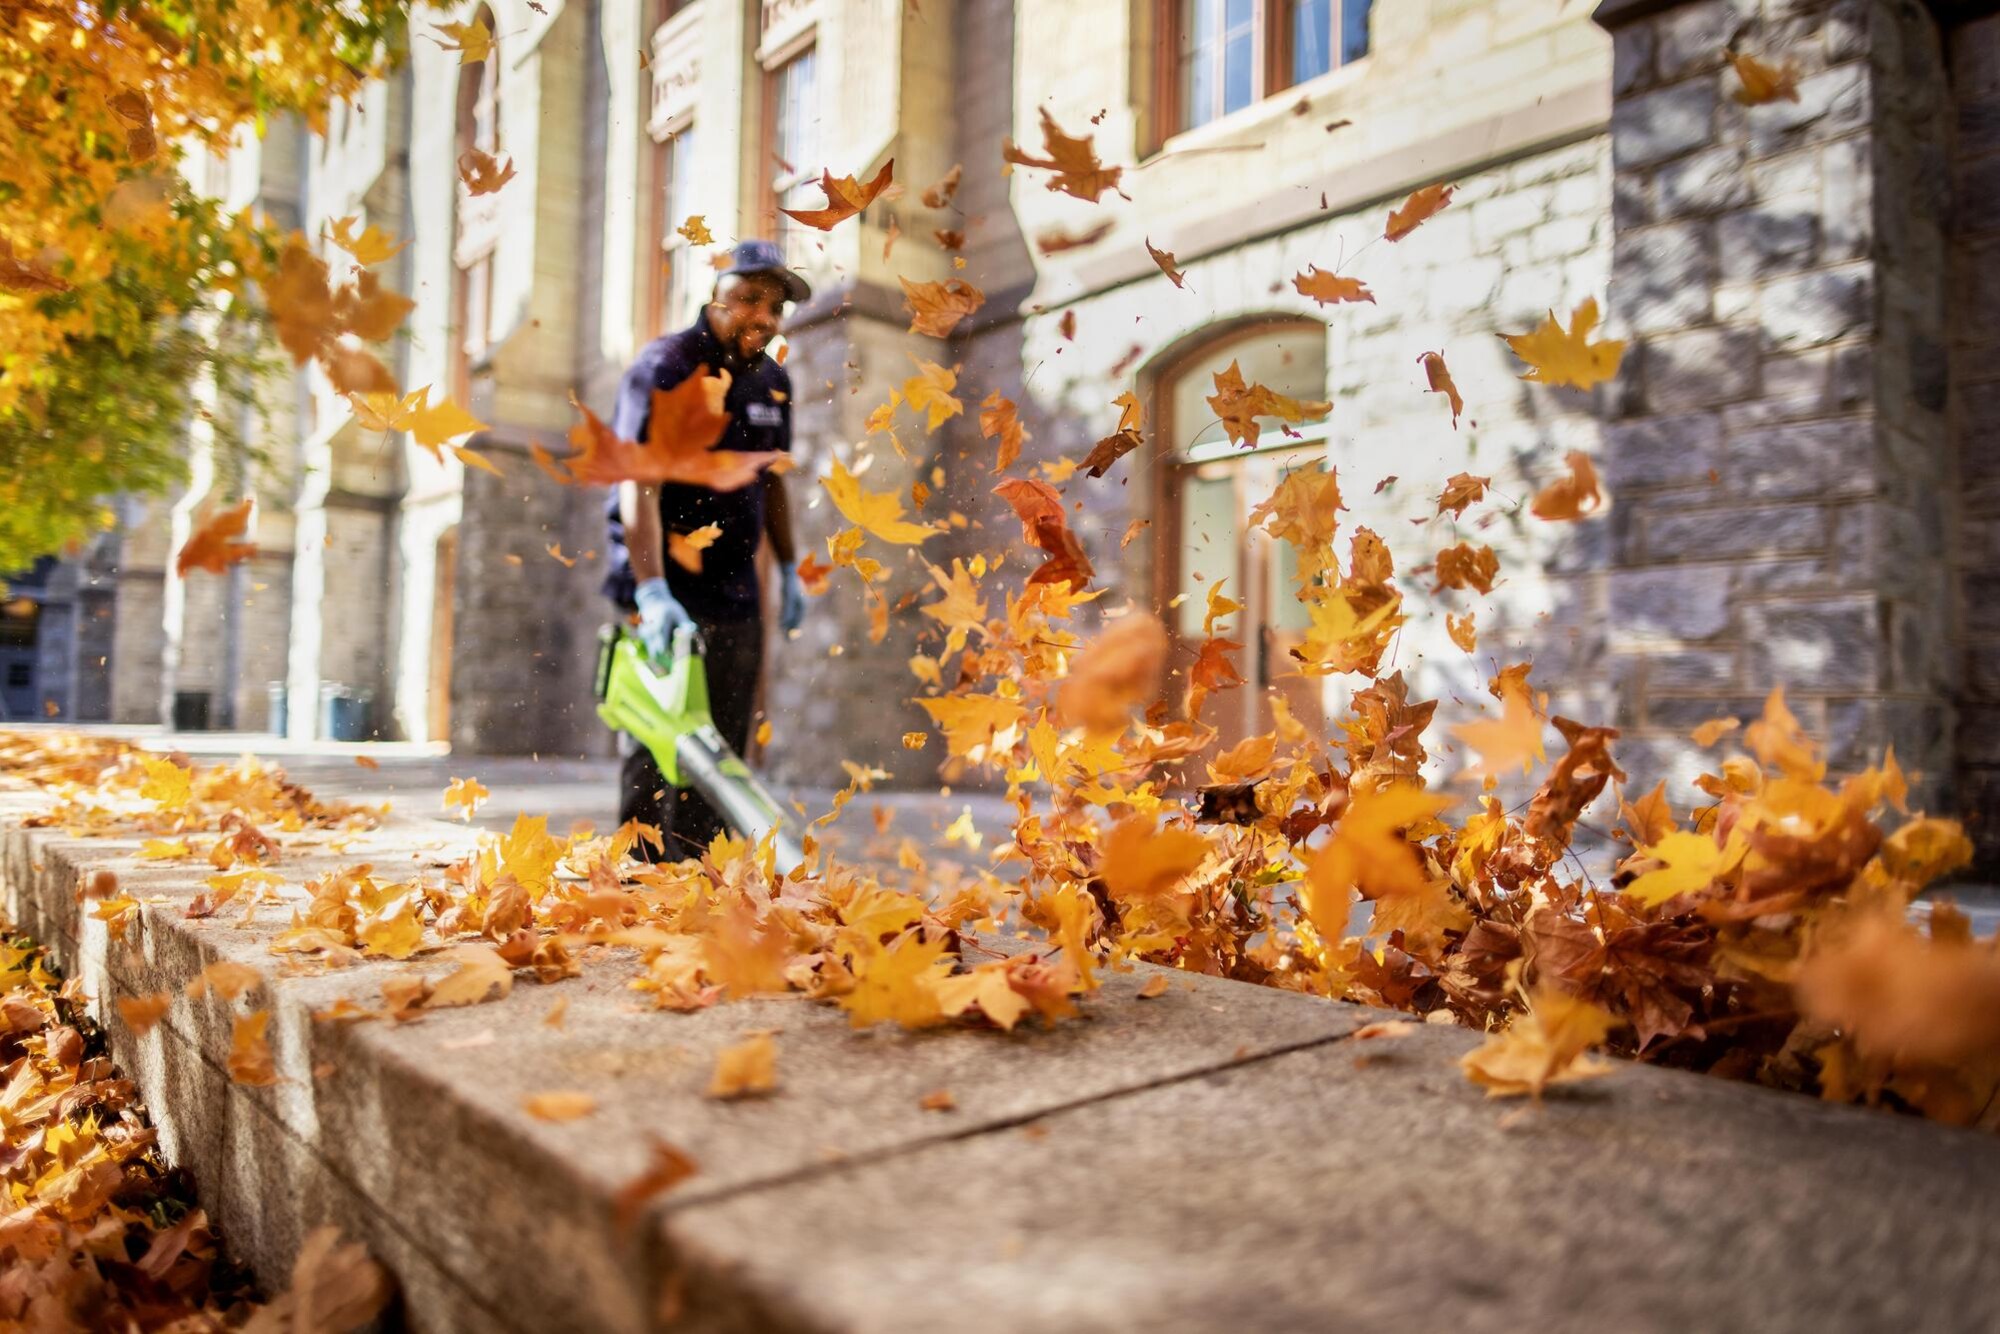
593, 623, 805, 875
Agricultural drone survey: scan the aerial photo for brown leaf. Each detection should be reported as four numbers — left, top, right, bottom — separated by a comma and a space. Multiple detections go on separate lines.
1003, 107, 1128, 202
781, 159, 895, 229
993, 477, 1093, 588
1384, 183, 1454, 241
1293, 266, 1373, 306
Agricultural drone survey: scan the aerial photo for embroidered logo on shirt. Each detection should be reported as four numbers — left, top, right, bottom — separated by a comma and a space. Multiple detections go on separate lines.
746, 402, 784, 427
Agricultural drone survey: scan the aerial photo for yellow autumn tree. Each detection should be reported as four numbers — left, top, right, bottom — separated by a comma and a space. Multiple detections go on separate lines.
0, 0, 434, 571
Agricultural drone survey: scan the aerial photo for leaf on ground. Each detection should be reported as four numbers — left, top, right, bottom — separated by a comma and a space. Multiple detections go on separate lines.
706, 1031, 780, 1097
523, 1091, 598, 1122
427, 944, 514, 1007
1460, 988, 1618, 1099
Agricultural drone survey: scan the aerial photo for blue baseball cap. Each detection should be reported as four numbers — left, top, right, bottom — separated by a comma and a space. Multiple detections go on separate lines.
721, 239, 811, 305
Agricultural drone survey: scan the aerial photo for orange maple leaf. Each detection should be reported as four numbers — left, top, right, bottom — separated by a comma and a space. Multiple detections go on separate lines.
1435, 473, 1489, 518
1451, 678, 1545, 778
901, 276, 984, 337
1206, 360, 1330, 449
781, 160, 895, 230
1003, 107, 1129, 203
1531, 450, 1603, 521
1433, 541, 1499, 595
560, 374, 779, 489
994, 477, 1094, 588
457, 148, 517, 196
1385, 183, 1455, 241
1727, 50, 1801, 105
1293, 266, 1373, 306
979, 391, 1029, 472
176, 500, 257, 577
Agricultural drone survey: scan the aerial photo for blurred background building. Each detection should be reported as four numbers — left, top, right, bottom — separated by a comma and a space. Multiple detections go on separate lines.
16, 0, 2000, 857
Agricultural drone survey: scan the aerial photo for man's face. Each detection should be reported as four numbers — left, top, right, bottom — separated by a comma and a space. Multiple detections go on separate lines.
709, 274, 789, 359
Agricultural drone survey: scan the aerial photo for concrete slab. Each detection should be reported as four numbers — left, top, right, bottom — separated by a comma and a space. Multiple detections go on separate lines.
5, 784, 1998, 1332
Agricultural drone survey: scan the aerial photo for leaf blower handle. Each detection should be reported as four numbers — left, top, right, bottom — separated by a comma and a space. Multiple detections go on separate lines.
634, 577, 693, 660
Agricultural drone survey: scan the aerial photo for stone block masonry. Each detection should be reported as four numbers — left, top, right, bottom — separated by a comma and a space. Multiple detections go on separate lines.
4, 790, 2000, 1330
1596, 0, 1958, 809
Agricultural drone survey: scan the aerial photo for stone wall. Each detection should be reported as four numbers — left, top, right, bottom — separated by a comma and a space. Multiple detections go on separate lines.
1596, 0, 1955, 802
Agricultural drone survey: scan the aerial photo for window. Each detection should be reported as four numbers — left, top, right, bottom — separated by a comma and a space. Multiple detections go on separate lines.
451, 7, 501, 401
645, 125, 698, 337
1167, 0, 1373, 134
762, 44, 820, 268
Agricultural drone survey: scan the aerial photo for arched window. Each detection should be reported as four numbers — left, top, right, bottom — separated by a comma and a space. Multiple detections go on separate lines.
452, 8, 501, 402
1156, 319, 1330, 748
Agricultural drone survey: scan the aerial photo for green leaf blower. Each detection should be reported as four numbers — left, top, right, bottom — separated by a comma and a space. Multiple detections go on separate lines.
593, 623, 805, 875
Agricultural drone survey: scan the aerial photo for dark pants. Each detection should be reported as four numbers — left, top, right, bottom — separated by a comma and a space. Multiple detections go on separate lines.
619, 615, 764, 860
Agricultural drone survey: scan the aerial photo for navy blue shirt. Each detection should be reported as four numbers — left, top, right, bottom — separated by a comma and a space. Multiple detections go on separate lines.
602, 309, 793, 623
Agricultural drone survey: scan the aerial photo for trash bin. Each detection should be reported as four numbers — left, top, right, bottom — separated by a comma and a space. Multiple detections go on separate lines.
318, 685, 374, 742
266, 682, 288, 737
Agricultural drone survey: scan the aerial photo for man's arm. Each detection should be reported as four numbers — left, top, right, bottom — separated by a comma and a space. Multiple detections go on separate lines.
763, 472, 797, 566
619, 482, 665, 583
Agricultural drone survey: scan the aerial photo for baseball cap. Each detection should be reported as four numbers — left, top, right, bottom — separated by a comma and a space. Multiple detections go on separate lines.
721, 239, 812, 305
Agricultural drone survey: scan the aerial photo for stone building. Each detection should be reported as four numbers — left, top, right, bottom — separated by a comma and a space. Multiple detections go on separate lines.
41, 0, 2000, 858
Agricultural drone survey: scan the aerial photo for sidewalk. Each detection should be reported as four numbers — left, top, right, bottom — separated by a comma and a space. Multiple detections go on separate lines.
3, 776, 1999, 1330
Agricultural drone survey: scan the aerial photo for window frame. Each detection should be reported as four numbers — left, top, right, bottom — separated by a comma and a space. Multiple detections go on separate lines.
1155, 0, 1369, 142
642, 121, 697, 340
757, 32, 820, 270
451, 6, 502, 405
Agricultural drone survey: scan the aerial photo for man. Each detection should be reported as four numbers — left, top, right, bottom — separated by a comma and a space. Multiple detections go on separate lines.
602, 239, 809, 856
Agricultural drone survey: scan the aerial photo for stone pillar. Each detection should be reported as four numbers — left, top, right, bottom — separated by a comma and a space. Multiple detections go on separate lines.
1594, 0, 1954, 805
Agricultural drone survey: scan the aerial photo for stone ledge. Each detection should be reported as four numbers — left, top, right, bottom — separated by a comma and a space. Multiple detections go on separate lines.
4, 789, 2000, 1331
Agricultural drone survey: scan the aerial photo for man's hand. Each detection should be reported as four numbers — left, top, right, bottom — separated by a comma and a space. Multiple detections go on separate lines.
634, 577, 691, 658
779, 562, 807, 634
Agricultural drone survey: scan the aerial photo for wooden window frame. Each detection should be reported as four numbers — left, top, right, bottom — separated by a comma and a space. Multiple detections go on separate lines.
642, 120, 695, 341
757, 32, 818, 267
1154, 0, 1368, 142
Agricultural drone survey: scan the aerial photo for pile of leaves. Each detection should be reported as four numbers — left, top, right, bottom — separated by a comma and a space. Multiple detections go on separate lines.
0, 927, 391, 1328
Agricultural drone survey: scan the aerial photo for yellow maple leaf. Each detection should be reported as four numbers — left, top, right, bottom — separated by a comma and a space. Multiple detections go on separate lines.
1098, 817, 1210, 907
917, 693, 1027, 759
427, 943, 514, 1007
901, 277, 985, 338
1450, 679, 1545, 778
1502, 297, 1626, 391
1302, 783, 1453, 943
228, 1010, 280, 1086
839, 930, 953, 1030
677, 214, 714, 245
428, 18, 494, 64
934, 961, 1031, 1031
823, 458, 940, 544
1623, 830, 1735, 908
137, 754, 192, 811
1460, 987, 1618, 1099
443, 776, 489, 821
357, 900, 424, 960
901, 359, 964, 431
325, 216, 410, 267
920, 560, 988, 654
1206, 360, 1330, 449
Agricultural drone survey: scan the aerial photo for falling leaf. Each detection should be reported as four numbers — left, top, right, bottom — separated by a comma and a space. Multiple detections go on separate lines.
677, 214, 714, 244
1433, 542, 1499, 595
523, 1091, 598, 1122
1692, 717, 1740, 747
1145, 239, 1188, 288
1447, 611, 1477, 652
458, 148, 517, 196
355, 754, 381, 770
1384, 183, 1455, 241
921, 163, 964, 209
1081, 390, 1144, 478
1120, 518, 1151, 548
561, 376, 780, 489
902, 277, 985, 338
1502, 297, 1626, 391
781, 160, 896, 230
667, 524, 723, 573
429, 17, 494, 63
325, 216, 410, 267
824, 459, 942, 544
1036, 220, 1115, 254
546, 542, 578, 568
1460, 988, 1617, 1099
1418, 351, 1464, 427
350, 385, 489, 461
901, 359, 964, 430
980, 391, 1029, 472
1451, 679, 1544, 778
1136, 974, 1170, 999
1531, 451, 1603, 521
1059, 612, 1167, 733
1797, 913, 2000, 1067
1727, 50, 1801, 105
1435, 473, 1489, 518
228, 1011, 280, 1086
994, 477, 1094, 588
443, 776, 490, 821
176, 500, 256, 577
1293, 266, 1373, 306
797, 550, 832, 594
1003, 107, 1128, 202
919, 1087, 957, 1111
1207, 360, 1330, 449
707, 1031, 780, 1097
117, 992, 173, 1036
187, 959, 261, 1001
918, 693, 1028, 759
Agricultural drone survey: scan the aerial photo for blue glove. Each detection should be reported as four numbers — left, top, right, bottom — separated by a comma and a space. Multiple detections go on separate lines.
779, 561, 807, 634
633, 577, 690, 658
